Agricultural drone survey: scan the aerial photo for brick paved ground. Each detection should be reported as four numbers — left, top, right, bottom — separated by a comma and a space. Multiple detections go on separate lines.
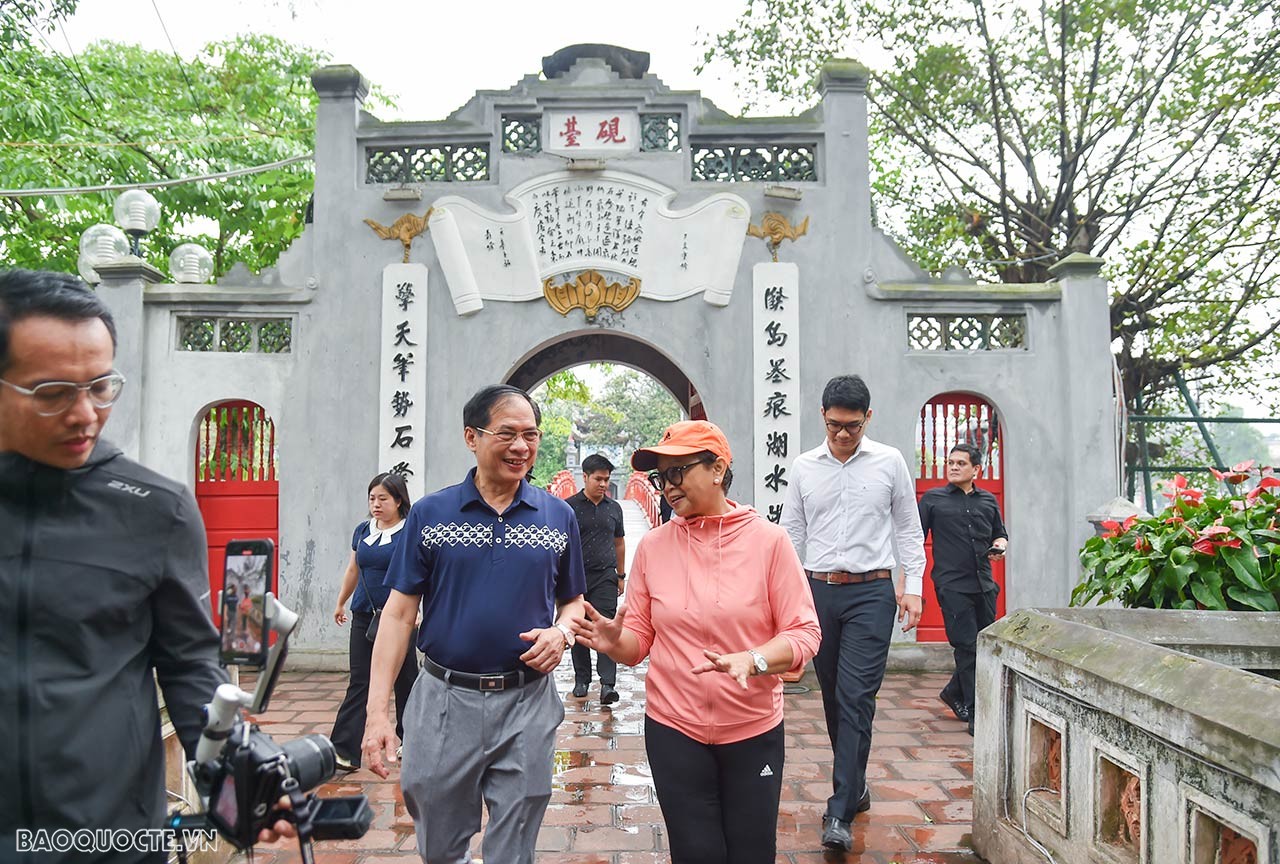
242, 660, 981, 864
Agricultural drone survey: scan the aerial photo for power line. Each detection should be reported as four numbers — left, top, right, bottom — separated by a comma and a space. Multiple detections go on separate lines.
149, 0, 209, 131
56, 21, 101, 115
0, 153, 313, 197
16, 5, 101, 112
1, 130, 313, 148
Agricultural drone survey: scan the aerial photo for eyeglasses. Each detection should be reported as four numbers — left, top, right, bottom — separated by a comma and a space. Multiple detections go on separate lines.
473, 426, 543, 445
0, 372, 126, 416
647, 458, 710, 491
824, 419, 868, 436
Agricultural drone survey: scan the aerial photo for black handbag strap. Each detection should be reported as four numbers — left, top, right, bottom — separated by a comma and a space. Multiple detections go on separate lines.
356, 520, 384, 613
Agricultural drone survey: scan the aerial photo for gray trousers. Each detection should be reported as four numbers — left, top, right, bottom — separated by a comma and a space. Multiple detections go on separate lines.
400, 666, 565, 864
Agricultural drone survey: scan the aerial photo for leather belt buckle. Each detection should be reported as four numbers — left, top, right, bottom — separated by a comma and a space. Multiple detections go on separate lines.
825, 572, 842, 584
479, 675, 506, 692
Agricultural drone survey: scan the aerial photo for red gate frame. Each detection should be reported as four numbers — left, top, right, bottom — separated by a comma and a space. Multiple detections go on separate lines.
194, 400, 279, 624
914, 393, 1007, 642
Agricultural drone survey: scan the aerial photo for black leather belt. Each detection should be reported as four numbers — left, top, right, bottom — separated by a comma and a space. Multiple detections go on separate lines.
807, 568, 892, 584
423, 655, 543, 692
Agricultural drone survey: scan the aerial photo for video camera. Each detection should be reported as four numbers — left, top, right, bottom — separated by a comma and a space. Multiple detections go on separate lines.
168, 540, 372, 863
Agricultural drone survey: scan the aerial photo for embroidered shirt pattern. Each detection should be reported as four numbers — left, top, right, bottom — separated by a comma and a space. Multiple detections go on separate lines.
505, 524, 569, 554
421, 522, 494, 549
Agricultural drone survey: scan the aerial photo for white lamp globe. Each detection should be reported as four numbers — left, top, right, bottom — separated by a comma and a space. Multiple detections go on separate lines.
169, 243, 215, 284
76, 223, 130, 284
113, 189, 161, 233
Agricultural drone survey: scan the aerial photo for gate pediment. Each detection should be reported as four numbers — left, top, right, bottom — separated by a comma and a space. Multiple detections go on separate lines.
428, 170, 749, 315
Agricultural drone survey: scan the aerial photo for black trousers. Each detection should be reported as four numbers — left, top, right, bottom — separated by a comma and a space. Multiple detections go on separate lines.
571, 573, 618, 686
645, 715, 785, 864
810, 576, 897, 821
935, 584, 999, 713
330, 609, 419, 766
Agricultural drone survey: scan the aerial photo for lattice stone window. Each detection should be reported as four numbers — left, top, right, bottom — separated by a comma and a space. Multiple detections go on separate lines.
907, 313, 1028, 351
365, 144, 490, 183
502, 115, 540, 153
641, 114, 681, 151
690, 144, 818, 182
177, 317, 293, 353
178, 317, 215, 351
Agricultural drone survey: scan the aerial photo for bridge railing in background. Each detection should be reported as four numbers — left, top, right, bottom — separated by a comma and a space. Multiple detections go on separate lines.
548, 469, 576, 499
625, 471, 660, 527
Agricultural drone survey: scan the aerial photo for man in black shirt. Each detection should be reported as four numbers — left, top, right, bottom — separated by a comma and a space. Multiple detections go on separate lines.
918, 443, 1008, 735
566, 454, 626, 703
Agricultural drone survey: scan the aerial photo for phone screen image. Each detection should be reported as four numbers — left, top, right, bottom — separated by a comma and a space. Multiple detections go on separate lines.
219, 540, 273, 666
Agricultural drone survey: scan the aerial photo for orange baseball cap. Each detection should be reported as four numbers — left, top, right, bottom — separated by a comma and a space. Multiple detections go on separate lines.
631, 420, 732, 471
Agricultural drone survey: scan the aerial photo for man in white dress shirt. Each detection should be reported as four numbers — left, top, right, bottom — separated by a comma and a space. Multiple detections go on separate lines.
781, 374, 926, 852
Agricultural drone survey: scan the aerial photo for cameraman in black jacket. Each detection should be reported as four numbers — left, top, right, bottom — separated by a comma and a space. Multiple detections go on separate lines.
0, 269, 231, 863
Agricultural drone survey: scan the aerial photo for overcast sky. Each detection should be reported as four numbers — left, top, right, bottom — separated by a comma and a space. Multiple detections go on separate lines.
58, 0, 760, 121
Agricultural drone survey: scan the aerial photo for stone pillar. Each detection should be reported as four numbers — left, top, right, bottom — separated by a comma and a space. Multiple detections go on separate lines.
310, 65, 369, 260
1049, 252, 1120, 598
817, 60, 872, 262
94, 257, 165, 460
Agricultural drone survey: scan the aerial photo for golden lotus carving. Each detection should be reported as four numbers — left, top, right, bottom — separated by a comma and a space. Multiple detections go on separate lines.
543, 270, 641, 319
364, 208, 433, 263
747, 212, 810, 262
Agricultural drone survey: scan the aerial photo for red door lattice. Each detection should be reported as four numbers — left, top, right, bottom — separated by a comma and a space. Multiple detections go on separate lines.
194, 401, 280, 623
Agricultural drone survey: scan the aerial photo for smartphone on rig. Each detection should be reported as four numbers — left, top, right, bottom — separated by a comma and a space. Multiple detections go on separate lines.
219, 539, 274, 667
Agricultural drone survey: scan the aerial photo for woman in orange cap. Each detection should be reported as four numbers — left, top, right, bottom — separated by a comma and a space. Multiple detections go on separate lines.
575, 419, 821, 864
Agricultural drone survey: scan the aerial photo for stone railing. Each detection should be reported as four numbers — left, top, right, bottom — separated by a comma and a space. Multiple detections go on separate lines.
624, 471, 660, 528
547, 469, 576, 499
973, 608, 1280, 864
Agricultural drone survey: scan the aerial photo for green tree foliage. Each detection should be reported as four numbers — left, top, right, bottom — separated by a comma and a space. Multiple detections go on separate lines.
579, 370, 682, 455
702, 0, 1280, 408
529, 366, 682, 488
0, 33, 331, 276
0, 0, 79, 52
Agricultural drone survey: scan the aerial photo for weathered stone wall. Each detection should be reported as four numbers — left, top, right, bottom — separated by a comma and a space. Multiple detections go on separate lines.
973, 609, 1280, 864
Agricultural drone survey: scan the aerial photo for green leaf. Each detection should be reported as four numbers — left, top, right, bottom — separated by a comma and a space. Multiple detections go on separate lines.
1225, 585, 1280, 612
1188, 575, 1226, 610
1221, 546, 1265, 591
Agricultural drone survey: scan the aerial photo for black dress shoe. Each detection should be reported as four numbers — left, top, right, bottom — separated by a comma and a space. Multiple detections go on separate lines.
571, 682, 589, 698
940, 688, 970, 723
600, 684, 620, 705
821, 815, 852, 851
967, 713, 975, 736
856, 785, 872, 813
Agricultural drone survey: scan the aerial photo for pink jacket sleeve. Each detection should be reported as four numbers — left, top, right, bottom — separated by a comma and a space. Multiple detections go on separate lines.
622, 537, 655, 661
768, 529, 821, 672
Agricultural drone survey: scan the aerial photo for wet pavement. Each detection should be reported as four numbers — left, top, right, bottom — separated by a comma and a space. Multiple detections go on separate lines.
242, 661, 982, 863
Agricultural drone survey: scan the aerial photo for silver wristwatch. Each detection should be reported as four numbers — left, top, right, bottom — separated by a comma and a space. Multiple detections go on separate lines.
555, 622, 575, 648
747, 649, 768, 676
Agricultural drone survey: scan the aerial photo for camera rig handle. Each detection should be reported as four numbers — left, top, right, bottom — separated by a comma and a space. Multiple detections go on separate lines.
193, 593, 298, 771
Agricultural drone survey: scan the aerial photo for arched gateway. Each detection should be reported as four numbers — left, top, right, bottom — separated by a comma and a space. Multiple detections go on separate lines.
96, 44, 1119, 660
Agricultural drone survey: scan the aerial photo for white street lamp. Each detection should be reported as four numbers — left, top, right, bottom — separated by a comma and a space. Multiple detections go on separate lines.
77, 223, 130, 284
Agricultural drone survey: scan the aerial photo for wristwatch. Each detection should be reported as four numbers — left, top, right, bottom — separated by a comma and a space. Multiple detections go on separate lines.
555, 622, 575, 649
747, 649, 768, 676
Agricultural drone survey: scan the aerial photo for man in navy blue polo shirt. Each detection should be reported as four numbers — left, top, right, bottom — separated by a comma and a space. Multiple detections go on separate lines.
361, 384, 586, 864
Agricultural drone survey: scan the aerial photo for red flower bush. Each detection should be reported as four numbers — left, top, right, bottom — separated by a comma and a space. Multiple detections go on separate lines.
1074, 467, 1280, 611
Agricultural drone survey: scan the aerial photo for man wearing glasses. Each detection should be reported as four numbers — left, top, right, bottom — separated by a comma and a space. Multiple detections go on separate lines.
363, 384, 586, 864
0, 269, 230, 862
780, 374, 926, 853
918, 443, 1007, 736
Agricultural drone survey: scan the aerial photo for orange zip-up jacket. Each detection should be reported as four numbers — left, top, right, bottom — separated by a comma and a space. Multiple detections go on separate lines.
625, 502, 821, 744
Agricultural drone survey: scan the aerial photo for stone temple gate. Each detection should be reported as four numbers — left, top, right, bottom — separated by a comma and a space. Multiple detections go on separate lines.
94, 45, 1119, 661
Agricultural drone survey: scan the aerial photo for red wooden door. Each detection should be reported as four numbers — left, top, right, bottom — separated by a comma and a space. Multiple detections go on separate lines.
914, 394, 1006, 642
194, 401, 279, 624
